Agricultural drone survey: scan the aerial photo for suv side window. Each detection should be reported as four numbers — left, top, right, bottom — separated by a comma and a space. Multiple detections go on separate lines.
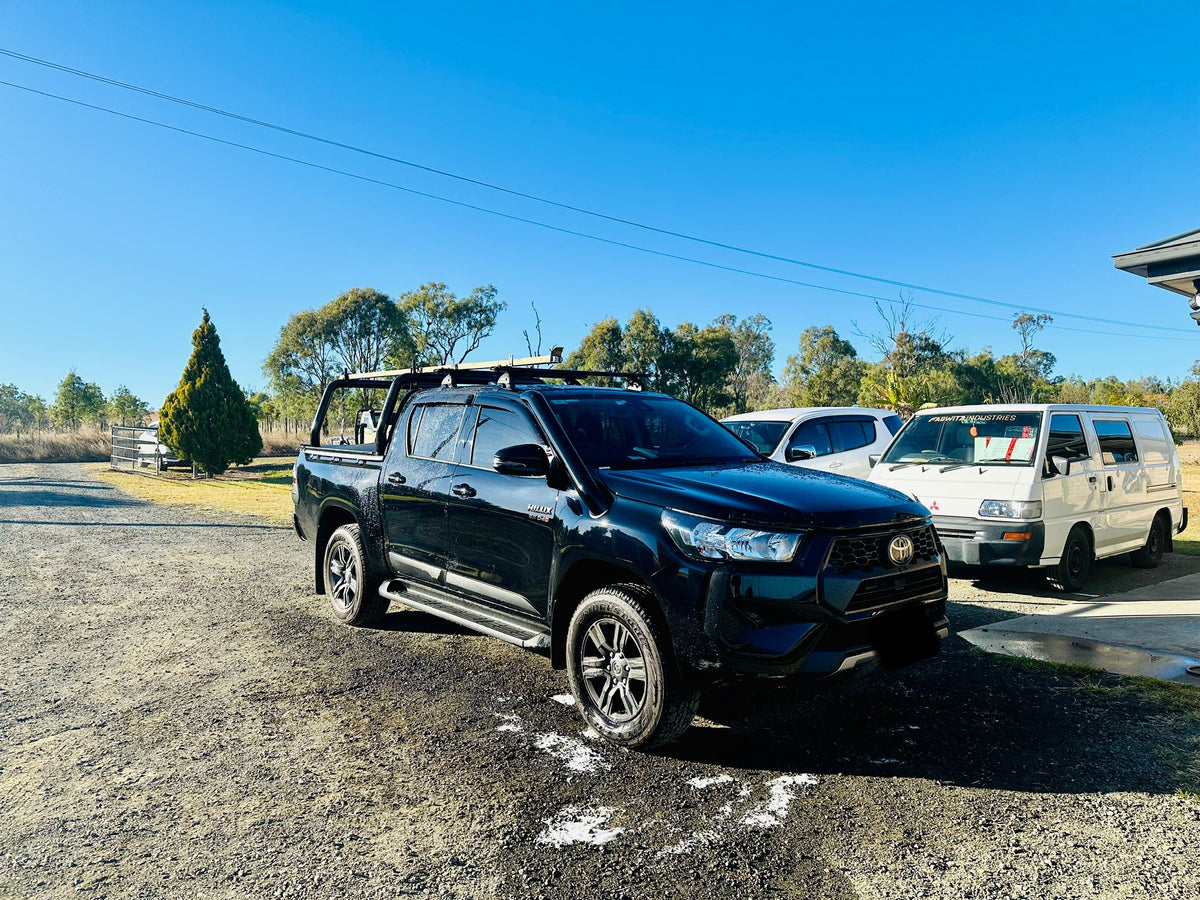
788, 420, 833, 457
882, 414, 903, 436
1047, 414, 1089, 459
409, 403, 467, 461
469, 405, 542, 468
829, 418, 875, 453
1094, 419, 1138, 465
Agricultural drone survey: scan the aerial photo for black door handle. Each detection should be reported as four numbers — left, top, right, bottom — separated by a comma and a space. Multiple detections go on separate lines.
1107, 476, 1114, 492
387, 471, 406, 484
452, 483, 476, 498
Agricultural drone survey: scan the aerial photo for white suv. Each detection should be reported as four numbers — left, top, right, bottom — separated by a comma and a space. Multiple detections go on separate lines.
722, 407, 903, 480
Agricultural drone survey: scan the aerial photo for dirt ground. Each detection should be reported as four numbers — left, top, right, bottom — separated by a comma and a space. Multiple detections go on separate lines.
1, 463, 1198, 900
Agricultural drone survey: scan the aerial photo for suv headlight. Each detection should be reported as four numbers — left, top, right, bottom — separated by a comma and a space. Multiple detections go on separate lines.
662, 510, 803, 563
978, 499, 1043, 519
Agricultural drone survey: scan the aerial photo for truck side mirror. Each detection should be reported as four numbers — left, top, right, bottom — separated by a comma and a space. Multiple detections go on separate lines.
786, 444, 818, 462
494, 444, 550, 477
1049, 455, 1071, 476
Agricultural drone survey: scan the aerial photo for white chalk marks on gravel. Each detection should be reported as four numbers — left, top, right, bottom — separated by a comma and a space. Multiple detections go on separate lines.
493, 697, 819, 853
536, 806, 625, 848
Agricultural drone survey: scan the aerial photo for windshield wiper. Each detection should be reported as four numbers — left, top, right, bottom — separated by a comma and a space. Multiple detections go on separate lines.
888, 455, 958, 471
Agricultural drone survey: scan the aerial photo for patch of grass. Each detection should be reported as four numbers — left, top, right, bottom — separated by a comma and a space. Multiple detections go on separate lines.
93, 459, 294, 526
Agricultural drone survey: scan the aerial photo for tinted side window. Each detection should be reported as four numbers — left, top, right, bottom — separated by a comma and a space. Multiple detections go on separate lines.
1094, 419, 1138, 465
1047, 414, 1088, 458
409, 404, 466, 461
829, 419, 875, 452
469, 406, 542, 467
883, 414, 903, 436
789, 421, 833, 457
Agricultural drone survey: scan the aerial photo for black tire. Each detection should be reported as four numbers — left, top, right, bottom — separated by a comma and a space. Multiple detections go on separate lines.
566, 585, 700, 749
323, 524, 387, 626
1047, 526, 1091, 592
1130, 515, 1168, 569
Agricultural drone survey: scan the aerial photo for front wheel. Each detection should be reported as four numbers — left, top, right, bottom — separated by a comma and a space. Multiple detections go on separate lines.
566, 585, 699, 749
1130, 515, 1168, 568
1047, 526, 1091, 592
323, 524, 387, 626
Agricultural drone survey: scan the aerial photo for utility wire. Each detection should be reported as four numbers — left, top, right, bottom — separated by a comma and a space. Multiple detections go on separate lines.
2, 76, 1192, 344
0, 46, 1184, 335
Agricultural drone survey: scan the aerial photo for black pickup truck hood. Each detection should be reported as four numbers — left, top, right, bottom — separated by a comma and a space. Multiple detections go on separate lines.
597, 461, 928, 529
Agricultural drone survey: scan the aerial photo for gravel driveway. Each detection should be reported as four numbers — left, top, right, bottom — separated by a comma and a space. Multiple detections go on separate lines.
2, 463, 1198, 899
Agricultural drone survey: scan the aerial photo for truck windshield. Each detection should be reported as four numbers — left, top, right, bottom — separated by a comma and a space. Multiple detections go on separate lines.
546, 394, 760, 469
882, 411, 1044, 467
723, 420, 789, 455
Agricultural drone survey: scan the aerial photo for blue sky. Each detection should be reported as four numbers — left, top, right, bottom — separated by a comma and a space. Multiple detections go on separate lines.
2, 1, 1199, 407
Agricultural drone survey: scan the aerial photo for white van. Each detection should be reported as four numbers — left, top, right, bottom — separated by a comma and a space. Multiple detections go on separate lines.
867, 404, 1187, 591
721, 407, 903, 480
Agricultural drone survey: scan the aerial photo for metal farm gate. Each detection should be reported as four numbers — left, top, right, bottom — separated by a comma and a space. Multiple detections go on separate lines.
110, 425, 175, 473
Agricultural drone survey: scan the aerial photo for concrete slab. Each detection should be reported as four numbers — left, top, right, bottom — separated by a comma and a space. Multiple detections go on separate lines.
959, 579, 1200, 683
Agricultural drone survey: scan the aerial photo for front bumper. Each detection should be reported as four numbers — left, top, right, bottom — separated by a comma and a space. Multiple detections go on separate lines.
933, 516, 1045, 566
689, 520, 949, 679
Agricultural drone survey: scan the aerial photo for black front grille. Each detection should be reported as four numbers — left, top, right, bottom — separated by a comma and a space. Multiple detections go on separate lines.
846, 567, 945, 613
936, 527, 978, 540
827, 525, 938, 574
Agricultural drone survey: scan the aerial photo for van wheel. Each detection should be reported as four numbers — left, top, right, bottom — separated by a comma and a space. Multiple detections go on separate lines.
566, 585, 700, 749
1130, 515, 1168, 569
1047, 526, 1091, 592
323, 524, 388, 626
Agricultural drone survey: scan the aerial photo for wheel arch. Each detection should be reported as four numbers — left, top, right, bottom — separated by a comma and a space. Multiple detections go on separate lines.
314, 505, 359, 593
550, 560, 666, 670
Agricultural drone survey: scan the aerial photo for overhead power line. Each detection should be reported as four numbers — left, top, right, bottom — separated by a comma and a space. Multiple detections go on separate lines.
0, 47, 1187, 336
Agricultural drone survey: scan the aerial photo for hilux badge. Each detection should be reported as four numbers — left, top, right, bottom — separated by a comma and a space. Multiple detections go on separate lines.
888, 534, 915, 566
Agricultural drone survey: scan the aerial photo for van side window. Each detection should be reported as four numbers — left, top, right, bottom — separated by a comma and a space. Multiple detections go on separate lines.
1047, 414, 1089, 459
789, 421, 833, 457
1094, 420, 1138, 465
409, 403, 467, 461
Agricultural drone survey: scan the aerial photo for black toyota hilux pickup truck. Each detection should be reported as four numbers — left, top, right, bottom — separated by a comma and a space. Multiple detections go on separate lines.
292, 360, 948, 748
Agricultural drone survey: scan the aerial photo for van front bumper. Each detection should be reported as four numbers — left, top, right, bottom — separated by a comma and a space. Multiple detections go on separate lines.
932, 516, 1045, 566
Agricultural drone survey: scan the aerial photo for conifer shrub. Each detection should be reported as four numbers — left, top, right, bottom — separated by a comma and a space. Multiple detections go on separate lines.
160, 310, 263, 475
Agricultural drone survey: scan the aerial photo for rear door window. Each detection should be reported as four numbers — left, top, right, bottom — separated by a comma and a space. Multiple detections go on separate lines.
409, 403, 467, 461
829, 418, 875, 453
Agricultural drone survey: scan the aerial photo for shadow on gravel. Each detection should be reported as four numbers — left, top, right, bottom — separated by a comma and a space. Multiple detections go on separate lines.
677, 637, 1195, 797
951, 553, 1200, 601
369, 608, 476, 636
0, 479, 112, 489
0, 487, 140, 509
0, 519, 287, 529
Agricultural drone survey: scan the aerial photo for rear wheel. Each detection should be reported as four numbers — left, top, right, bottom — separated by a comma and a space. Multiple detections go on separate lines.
1130, 515, 1168, 569
1047, 526, 1091, 592
323, 524, 388, 626
566, 585, 699, 749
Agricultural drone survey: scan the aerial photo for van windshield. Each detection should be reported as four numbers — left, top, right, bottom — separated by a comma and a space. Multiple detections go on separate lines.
882, 412, 1044, 467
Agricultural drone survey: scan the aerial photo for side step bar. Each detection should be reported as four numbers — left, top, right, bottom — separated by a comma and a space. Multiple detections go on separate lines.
380, 579, 551, 650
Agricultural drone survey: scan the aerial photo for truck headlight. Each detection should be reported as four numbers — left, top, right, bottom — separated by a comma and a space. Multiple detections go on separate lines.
978, 499, 1043, 519
662, 510, 803, 563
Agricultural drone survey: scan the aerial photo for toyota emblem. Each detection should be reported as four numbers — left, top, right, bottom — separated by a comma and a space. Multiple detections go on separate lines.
888, 534, 915, 566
